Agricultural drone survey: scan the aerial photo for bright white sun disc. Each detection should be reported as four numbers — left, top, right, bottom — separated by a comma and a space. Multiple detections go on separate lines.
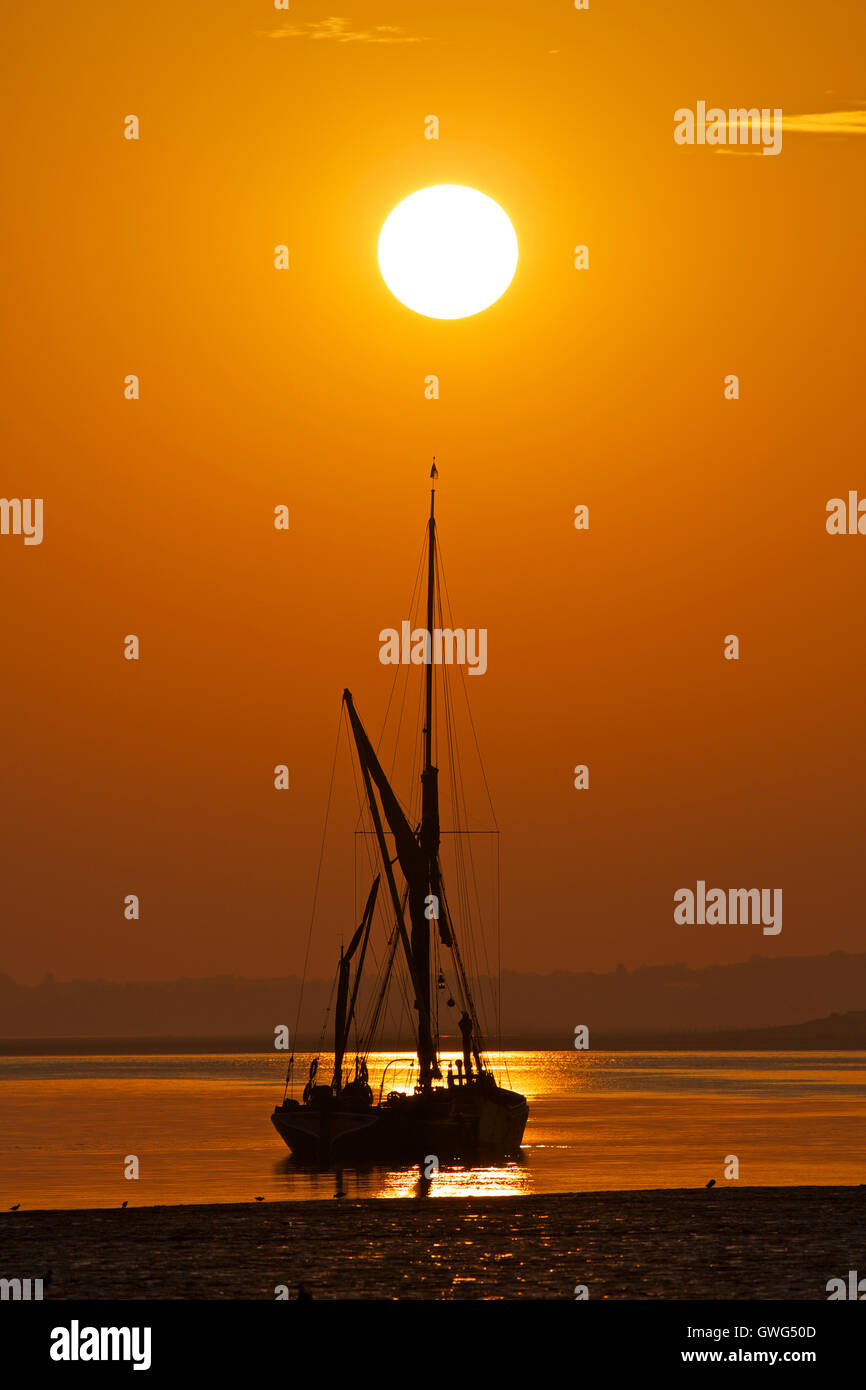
378, 185, 518, 320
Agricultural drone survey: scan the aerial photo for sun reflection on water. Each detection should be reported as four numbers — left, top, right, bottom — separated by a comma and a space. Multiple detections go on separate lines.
377, 1160, 532, 1200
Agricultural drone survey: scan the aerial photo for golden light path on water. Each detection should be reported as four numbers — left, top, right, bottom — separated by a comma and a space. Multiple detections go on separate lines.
2, 1050, 865, 1210
376, 1163, 533, 1200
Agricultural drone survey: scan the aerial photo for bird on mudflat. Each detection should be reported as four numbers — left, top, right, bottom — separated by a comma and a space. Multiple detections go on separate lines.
334, 1190, 346, 1199
255, 1196, 264, 1202
121, 1200, 128, 1208
705, 1179, 716, 1189
297, 1282, 313, 1302
10, 1203, 21, 1211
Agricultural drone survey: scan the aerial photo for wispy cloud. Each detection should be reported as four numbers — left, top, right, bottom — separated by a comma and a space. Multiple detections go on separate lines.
712, 106, 866, 155
258, 16, 425, 44
779, 109, 866, 135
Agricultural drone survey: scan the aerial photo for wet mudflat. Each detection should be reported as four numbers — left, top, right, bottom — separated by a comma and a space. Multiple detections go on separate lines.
1, 1186, 860, 1300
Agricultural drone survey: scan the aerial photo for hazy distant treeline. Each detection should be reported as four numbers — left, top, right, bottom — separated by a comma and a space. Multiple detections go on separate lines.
1, 951, 864, 1041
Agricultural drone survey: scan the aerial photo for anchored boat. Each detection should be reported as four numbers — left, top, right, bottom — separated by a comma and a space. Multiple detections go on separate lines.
271, 472, 528, 1166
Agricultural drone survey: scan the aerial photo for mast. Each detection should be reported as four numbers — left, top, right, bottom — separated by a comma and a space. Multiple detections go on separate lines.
424, 485, 435, 777
418, 476, 441, 1079
419, 467, 484, 1077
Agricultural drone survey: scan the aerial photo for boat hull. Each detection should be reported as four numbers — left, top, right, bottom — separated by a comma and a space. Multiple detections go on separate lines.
272, 1084, 527, 1165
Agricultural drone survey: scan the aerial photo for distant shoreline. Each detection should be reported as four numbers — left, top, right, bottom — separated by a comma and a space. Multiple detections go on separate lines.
4, 954, 866, 1047
2, 1187, 861, 1299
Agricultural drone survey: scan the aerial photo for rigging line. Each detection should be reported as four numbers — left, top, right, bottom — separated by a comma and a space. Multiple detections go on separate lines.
320, 969, 339, 1047
435, 634, 486, 1042
285, 699, 345, 1100
497, 832, 508, 1085
377, 525, 427, 776
355, 554, 426, 1054
349, 764, 377, 927
436, 530, 499, 831
348, 739, 416, 1058
391, 514, 435, 834
368, 880, 415, 1052
387, 528, 428, 786
437, 546, 500, 1042
304, 697, 389, 1078
391, 650, 413, 795
435, 619, 474, 1021
436, 564, 487, 1013
408, 568, 428, 826
348, 717, 400, 1010
407, 664, 425, 829
350, 884, 389, 1066
348, 756, 404, 1059
442, 783, 498, 1066
397, 539, 428, 831
356, 907, 411, 1060
351, 528, 426, 843
359, 888, 410, 1057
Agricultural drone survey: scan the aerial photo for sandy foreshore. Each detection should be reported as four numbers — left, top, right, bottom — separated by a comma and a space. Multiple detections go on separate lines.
1, 1186, 861, 1300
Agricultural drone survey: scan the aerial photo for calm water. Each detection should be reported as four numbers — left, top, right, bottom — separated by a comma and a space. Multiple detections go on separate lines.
2, 1051, 864, 1210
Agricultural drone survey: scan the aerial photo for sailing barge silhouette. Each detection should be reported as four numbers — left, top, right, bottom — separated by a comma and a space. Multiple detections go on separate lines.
271, 477, 528, 1166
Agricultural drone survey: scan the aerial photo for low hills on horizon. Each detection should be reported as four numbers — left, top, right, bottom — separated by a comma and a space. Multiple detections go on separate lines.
1, 950, 865, 1049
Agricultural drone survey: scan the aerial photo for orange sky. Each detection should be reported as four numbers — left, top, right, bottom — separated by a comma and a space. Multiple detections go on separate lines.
1, 1, 864, 985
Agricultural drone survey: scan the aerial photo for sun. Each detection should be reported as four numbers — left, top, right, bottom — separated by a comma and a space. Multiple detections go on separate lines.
378, 185, 518, 320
